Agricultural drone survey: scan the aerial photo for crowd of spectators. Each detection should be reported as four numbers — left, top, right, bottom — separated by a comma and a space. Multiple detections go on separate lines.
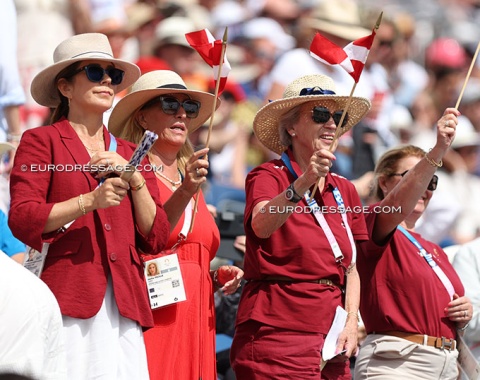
2, 0, 480, 379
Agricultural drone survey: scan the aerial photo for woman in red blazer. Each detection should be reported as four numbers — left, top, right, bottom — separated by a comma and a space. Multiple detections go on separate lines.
8, 33, 169, 379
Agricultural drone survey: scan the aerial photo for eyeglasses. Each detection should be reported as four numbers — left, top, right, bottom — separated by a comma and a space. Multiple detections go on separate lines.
390, 170, 438, 191
73, 64, 125, 85
154, 96, 201, 118
311, 106, 348, 127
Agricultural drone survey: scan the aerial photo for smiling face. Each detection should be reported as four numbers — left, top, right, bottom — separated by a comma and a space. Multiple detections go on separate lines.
290, 100, 341, 155
148, 263, 157, 276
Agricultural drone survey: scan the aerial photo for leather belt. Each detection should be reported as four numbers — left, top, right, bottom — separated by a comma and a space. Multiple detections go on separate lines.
379, 330, 456, 351
260, 275, 340, 289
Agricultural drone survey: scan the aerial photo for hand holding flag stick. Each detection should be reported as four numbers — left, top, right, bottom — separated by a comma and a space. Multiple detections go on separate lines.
309, 12, 382, 198
185, 27, 230, 232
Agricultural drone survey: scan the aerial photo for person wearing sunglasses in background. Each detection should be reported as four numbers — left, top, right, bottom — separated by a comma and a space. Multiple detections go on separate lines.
8, 33, 170, 379
354, 108, 473, 379
109, 70, 243, 380
230, 74, 371, 379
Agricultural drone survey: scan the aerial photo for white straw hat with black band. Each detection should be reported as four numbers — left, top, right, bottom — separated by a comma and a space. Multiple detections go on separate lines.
30, 33, 141, 108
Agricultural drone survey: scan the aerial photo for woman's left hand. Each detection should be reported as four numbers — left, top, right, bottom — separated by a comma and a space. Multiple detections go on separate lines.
444, 293, 473, 328
215, 265, 244, 295
329, 318, 358, 362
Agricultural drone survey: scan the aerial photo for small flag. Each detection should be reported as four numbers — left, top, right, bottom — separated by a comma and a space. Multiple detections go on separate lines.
310, 30, 376, 83
185, 29, 231, 93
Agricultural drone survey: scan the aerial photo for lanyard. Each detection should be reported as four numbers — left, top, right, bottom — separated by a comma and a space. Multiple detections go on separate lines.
98, 133, 117, 186
397, 225, 455, 300
171, 201, 193, 250
281, 152, 357, 263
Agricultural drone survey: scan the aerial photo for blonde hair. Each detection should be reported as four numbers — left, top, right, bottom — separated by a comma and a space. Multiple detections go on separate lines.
373, 145, 425, 200
119, 112, 194, 175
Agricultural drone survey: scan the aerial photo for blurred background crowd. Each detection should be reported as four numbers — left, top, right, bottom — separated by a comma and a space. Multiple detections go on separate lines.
3, 0, 480, 248
2, 0, 480, 377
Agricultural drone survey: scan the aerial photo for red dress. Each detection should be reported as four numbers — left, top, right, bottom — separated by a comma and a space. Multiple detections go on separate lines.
144, 178, 220, 380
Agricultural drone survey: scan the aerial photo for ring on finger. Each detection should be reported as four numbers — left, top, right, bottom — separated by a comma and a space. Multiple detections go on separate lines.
106, 158, 110, 166
195, 168, 201, 177
464, 310, 468, 318
445, 120, 450, 127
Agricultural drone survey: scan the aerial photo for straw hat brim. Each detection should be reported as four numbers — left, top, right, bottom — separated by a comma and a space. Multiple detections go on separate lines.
31, 57, 141, 108
254, 95, 371, 155
108, 88, 219, 137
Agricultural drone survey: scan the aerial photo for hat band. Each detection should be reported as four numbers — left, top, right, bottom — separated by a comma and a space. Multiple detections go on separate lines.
69, 51, 114, 60
157, 84, 187, 90
299, 87, 336, 96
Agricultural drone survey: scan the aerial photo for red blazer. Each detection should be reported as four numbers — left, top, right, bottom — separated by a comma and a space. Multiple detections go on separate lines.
9, 119, 170, 328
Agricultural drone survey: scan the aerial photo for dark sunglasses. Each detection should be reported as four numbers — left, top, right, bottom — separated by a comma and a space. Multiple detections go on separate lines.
73, 64, 125, 85
391, 170, 438, 191
152, 96, 201, 119
312, 106, 348, 128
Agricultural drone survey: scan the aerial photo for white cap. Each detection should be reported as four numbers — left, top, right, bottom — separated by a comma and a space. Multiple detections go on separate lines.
243, 17, 296, 52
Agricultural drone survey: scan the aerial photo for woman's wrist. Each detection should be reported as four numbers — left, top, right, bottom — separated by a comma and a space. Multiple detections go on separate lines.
129, 174, 146, 191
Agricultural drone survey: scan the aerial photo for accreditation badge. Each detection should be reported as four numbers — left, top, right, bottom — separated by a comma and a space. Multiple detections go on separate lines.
23, 243, 50, 277
144, 253, 187, 309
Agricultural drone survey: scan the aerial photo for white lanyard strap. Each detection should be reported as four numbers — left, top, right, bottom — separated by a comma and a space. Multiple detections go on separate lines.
398, 225, 455, 299
281, 152, 356, 264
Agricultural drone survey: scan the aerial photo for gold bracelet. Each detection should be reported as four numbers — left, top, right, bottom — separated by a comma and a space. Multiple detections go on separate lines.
130, 178, 146, 191
424, 150, 443, 168
347, 311, 360, 321
78, 194, 86, 215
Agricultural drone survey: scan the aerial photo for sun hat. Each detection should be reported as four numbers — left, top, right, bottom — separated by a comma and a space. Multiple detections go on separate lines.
301, 0, 371, 41
0, 142, 15, 156
30, 33, 141, 108
451, 115, 480, 150
154, 16, 196, 50
253, 74, 371, 155
108, 70, 219, 137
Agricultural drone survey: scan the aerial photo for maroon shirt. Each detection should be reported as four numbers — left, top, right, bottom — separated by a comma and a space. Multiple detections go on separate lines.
236, 150, 368, 333
357, 204, 465, 339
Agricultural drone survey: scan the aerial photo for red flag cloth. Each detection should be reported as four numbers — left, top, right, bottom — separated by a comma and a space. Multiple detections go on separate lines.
309, 29, 376, 83
185, 29, 231, 93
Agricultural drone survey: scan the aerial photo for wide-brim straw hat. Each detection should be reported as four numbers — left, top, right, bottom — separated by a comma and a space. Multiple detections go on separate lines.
254, 74, 371, 155
302, 0, 371, 41
108, 70, 219, 137
31, 33, 141, 108
0, 142, 15, 156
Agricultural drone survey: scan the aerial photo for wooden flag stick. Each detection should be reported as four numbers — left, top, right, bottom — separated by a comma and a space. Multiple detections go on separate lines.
189, 27, 228, 233
455, 40, 480, 110
309, 12, 382, 200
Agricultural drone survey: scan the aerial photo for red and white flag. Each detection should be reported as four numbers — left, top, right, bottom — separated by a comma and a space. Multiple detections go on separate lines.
185, 29, 231, 94
309, 30, 376, 83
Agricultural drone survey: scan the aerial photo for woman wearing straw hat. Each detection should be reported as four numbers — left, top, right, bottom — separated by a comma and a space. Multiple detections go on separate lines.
8, 33, 170, 379
229, 74, 371, 379
109, 70, 243, 380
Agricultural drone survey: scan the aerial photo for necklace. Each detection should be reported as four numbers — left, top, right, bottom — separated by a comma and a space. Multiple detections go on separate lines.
156, 170, 182, 190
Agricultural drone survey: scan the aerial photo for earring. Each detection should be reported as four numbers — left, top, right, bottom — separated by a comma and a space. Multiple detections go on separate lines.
291, 132, 296, 137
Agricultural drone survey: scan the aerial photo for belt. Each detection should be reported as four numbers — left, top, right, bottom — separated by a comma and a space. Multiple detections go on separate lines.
379, 331, 456, 351
260, 275, 339, 288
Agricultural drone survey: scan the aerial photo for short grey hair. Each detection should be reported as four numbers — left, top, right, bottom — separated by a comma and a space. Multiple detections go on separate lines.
278, 105, 302, 147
